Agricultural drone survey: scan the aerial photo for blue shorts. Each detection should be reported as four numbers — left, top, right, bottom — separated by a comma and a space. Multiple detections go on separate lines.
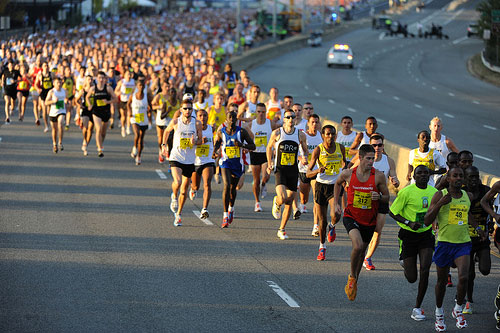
432, 241, 472, 268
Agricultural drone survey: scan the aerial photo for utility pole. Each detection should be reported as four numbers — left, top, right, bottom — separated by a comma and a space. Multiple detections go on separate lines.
273, 0, 277, 41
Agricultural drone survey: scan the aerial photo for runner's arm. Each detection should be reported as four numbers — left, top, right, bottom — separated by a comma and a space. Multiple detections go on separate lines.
480, 181, 500, 222
387, 156, 400, 187
306, 146, 324, 178
445, 137, 459, 153
299, 131, 308, 162
266, 129, 279, 170
240, 128, 256, 151
375, 171, 390, 203
424, 191, 449, 226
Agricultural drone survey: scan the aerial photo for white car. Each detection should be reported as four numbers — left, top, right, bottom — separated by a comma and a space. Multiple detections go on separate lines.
327, 44, 353, 68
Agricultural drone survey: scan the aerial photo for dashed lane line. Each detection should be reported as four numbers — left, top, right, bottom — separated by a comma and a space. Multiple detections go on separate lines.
483, 125, 497, 130
314, 92, 320, 97
267, 281, 300, 308
347, 107, 357, 113
365, 83, 370, 88
415, 104, 423, 109
328, 99, 335, 104
448, 92, 455, 97
376, 89, 382, 93
156, 169, 167, 179
473, 101, 480, 105
444, 113, 455, 118
378, 118, 388, 124
393, 96, 400, 101
452, 36, 468, 45
304, 85, 309, 90
476, 155, 494, 162
192, 210, 214, 226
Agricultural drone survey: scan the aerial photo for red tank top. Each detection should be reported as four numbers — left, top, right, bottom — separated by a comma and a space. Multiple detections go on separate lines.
344, 167, 379, 226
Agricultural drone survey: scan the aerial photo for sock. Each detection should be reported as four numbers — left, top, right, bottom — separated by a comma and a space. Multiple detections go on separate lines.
223, 212, 228, 218
435, 307, 444, 316
454, 303, 463, 312
228, 206, 234, 212
319, 243, 325, 249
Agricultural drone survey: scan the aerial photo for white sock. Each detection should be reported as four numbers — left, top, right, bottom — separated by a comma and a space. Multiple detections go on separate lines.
454, 303, 463, 312
228, 206, 234, 212
223, 212, 228, 218
435, 307, 444, 316
319, 243, 325, 249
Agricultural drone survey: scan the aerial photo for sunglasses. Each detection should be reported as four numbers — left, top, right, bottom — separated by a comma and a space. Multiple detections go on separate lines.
303, 107, 313, 110
182, 107, 193, 110
372, 143, 383, 147
284, 115, 296, 119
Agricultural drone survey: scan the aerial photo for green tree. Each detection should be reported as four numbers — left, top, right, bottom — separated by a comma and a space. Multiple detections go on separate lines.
477, 0, 500, 65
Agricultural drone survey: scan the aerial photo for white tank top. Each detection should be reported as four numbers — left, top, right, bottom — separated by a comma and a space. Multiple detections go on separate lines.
373, 154, 390, 178
429, 134, 450, 160
245, 101, 257, 120
299, 130, 322, 173
360, 131, 371, 146
120, 79, 135, 101
251, 118, 272, 153
195, 125, 214, 166
130, 92, 148, 126
155, 94, 169, 127
49, 88, 66, 117
336, 131, 357, 162
194, 100, 209, 112
169, 116, 196, 164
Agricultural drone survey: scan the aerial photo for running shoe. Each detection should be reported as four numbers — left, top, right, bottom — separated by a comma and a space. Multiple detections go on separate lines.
277, 229, 289, 240
311, 224, 319, 237
83, 148, 88, 156
5, 118, 10, 125
189, 189, 197, 201
221, 217, 229, 228
121, 127, 126, 137
81, 143, 87, 152
261, 184, 267, 199
363, 258, 375, 270
200, 208, 209, 220
126, 127, 131, 135
463, 301, 472, 314
495, 310, 500, 330
158, 154, 165, 164
44, 126, 49, 132
299, 203, 308, 214
345, 274, 357, 301
452, 307, 467, 329
447, 273, 453, 287
435, 313, 446, 332
173, 214, 182, 227
35, 119, 40, 126
228, 210, 234, 224
327, 224, 336, 243
53, 145, 58, 154
411, 308, 426, 321
131, 146, 137, 158
98, 150, 104, 158
254, 202, 262, 212
65, 125, 69, 131
317, 248, 326, 261
495, 284, 500, 310
272, 196, 281, 220
293, 208, 301, 220
135, 157, 141, 165
170, 193, 178, 213
58, 143, 64, 151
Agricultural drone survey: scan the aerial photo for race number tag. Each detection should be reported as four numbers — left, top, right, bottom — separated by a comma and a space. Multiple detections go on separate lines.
325, 158, 341, 176
353, 191, 372, 209
280, 152, 295, 166
96, 99, 107, 107
196, 145, 209, 157
227, 82, 235, 89
180, 138, 193, 149
19, 81, 28, 90
448, 204, 468, 225
55, 100, 64, 109
125, 87, 133, 94
43, 81, 52, 89
225, 146, 240, 159
469, 224, 484, 237
255, 135, 267, 147
134, 113, 144, 123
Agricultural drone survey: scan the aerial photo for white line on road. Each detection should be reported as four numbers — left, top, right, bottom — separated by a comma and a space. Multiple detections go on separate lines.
476, 155, 494, 162
365, 83, 370, 88
415, 104, 423, 109
448, 92, 455, 97
347, 107, 357, 113
192, 210, 214, 226
432, 86, 437, 90
483, 125, 497, 130
314, 92, 320, 97
376, 89, 382, 93
304, 85, 309, 90
156, 169, 167, 179
378, 118, 388, 124
393, 96, 400, 101
443, 113, 455, 118
452, 36, 468, 45
473, 100, 480, 105
0, 137, 2, 142
378, 32, 385, 40
267, 281, 300, 308
328, 99, 335, 104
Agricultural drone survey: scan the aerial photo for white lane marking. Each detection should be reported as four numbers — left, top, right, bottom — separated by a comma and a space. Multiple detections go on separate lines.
193, 210, 214, 226
475, 155, 494, 162
448, 92, 455, 97
156, 169, 167, 179
328, 99, 335, 104
415, 104, 423, 109
443, 9, 464, 26
365, 83, 370, 88
473, 100, 480, 105
267, 281, 300, 308
304, 85, 309, 90
378, 118, 388, 124
376, 89, 382, 93
378, 32, 385, 40
432, 86, 437, 90
452, 36, 468, 45
314, 92, 320, 97
483, 125, 497, 130
393, 96, 400, 101
347, 107, 357, 113
0, 137, 2, 142
444, 113, 455, 118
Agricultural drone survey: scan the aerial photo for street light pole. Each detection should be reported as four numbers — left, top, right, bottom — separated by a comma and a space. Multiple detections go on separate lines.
273, 0, 277, 41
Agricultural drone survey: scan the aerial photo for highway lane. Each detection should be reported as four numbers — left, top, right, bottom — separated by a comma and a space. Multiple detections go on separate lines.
249, 0, 499, 175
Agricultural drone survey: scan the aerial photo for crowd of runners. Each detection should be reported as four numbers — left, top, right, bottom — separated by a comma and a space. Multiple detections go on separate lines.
1, 9, 500, 332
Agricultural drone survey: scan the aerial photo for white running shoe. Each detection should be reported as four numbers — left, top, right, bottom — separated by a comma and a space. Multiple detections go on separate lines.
131, 146, 137, 158
44, 126, 49, 133
135, 157, 141, 165
121, 127, 126, 137
200, 208, 209, 220
411, 308, 426, 321
435, 313, 446, 332
189, 189, 197, 201
311, 224, 320, 237
452, 307, 467, 329
277, 229, 289, 240
254, 202, 262, 212
272, 196, 281, 220
126, 127, 131, 135
170, 193, 178, 213
174, 214, 182, 226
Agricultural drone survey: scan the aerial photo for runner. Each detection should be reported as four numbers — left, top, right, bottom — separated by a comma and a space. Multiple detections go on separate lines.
44, 77, 67, 153
429, 117, 459, 160
190, 109, 215, 219
207, 92, 226, 129
363, 134, 400, 270
389, 165, 437, 322
62, 66, 75, 130
163, 99, 203, 226
16, 65, 31, 122
333, 144, 389, 301
267, 109, 308, 240
293, 103, 307, 131
2, 60, 19, 124
458, 150, 474, 172
222, 63, 237, 98
114, 70, 135, 137
424, 167, 487, 332
250, 103, 276, 212
407, 130, 446, 187
86, 71, 117, 157
29, 55, 42, 126
265, 87, 282, 123
435, 151, 459, 190
306, 125, 346, 260
127, 80, 150, 165
151, 81, 170, 163
213, 108, 255, 228
35, 62, 54, 132
336, 116, 357, 164
349, 116, 378, 159
74, 75, 94, 156
238, 84, 260, 123
227, 83, 246, 106
462, 166, 491, 314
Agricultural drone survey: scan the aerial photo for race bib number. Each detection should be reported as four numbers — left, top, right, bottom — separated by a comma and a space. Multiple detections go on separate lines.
227, 82, 235, 89
469, 224, 484, 237
325, 158, 341, 176
280, 152, 295, 166
196, 145, 209, 157
6, 78, 13, 85
255, 135, 267, 147
448, 204, 468, 225
134, 113, 145, 123
345, 147, 352, 160
125, 87, 133, 94
55, 100, 64, 110
180, 138, 193, 149
43, 81, 52, 89
353, 191, 372, 209
19, 81, 28, 90
96, 99, 107, 107
225, 146, 240, 159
